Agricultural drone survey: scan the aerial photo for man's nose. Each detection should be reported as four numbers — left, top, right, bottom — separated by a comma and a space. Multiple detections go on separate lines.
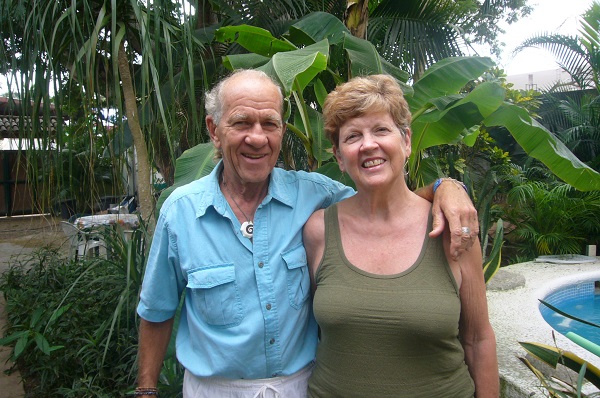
245, 124, 269, 147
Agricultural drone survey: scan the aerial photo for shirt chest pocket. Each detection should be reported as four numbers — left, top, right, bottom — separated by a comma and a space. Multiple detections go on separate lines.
187, 264, 244, 328
281, 243, 310, 310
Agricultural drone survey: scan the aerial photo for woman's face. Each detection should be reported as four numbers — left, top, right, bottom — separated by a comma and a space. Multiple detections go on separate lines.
334, 111, 411, 190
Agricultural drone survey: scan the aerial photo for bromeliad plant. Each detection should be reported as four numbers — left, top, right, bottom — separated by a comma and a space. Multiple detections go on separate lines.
520, 300, 600, 397
520, 340, 600, 397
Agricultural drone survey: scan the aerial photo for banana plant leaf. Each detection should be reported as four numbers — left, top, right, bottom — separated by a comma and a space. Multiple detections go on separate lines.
223, 53, 272, 71
408, 56, 600, 191
410, 57, 495, 111
156, 143, 216, 215
315, 162, 356, 190
342, 32, 410, 86
411, 82, 505, 153
259, 39, 330, 95
215, 25, 296, 57
287, 11, 348, 46
519, 341, 600, 388
292, 105, 333, 166
484, 103, 600, 191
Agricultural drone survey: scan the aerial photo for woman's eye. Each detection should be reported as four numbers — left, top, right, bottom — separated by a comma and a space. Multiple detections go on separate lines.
344, 133, 359, 142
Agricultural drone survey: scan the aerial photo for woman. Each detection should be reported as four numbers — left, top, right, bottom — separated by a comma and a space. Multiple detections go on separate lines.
303, 74, 498, 397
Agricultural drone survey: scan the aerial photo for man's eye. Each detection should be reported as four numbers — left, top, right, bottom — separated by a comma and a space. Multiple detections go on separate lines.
263, 122, 280, 130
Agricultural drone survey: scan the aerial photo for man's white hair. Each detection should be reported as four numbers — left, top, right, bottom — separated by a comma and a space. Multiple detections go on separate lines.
205, 69, 284, 125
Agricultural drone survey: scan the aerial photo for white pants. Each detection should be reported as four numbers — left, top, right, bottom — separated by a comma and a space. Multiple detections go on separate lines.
183, 363, 314, 398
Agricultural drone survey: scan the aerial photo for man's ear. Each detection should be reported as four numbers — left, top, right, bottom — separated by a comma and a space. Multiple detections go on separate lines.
206, 116, 220, 148
333, 145, 345, 173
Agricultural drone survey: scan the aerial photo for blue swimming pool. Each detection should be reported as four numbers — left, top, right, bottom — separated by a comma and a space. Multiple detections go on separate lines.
540, 280, 600, 344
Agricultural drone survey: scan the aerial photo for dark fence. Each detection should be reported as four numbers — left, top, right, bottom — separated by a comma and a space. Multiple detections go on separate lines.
0, 150, 36, 216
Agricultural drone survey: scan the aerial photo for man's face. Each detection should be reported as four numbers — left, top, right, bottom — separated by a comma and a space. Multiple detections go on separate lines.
207, 75, 285, 187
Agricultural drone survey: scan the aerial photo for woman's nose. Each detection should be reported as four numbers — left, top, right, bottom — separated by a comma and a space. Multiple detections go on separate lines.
361, 133, 378, 150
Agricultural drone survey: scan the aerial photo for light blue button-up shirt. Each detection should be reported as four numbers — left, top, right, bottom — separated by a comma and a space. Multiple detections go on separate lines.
137, 162, 354, 379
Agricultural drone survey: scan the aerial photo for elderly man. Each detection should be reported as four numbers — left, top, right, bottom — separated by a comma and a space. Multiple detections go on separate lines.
135, 69, 478, 397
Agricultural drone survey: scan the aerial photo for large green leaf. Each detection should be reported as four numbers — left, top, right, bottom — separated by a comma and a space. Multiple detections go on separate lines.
483, 220, 503, 283
258, 39, 329, 95
287, 11, 349, 46
156, 143, 216, 214
342, 32, 410, 86
411, 82, 505, 152
342, 32, 382, 77
411, 57, 495, 110
484, 103, 600, 191
292, 105, 333, 166
223, 53, 271, 70
215, 25, 296, 57
315, 162, 356, 189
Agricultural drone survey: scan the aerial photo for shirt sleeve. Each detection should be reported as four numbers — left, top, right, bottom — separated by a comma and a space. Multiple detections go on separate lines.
137, 209, 185, 322
322, 177, 355, 208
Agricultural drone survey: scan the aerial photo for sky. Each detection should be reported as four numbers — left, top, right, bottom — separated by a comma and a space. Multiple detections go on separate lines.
0, 0, 595, 92
492, 0, 596, 76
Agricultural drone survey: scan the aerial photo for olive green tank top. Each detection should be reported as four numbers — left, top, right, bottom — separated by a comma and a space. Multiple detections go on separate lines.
308, 204, 475, 398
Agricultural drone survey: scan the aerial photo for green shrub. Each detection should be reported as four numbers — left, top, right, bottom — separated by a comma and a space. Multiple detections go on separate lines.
0, 225, 183, 397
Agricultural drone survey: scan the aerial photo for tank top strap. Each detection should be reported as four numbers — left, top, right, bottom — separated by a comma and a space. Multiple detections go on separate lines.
323, 204, 341, 256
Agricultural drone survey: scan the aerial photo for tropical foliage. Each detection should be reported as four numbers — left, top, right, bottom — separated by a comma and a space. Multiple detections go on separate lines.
161, 13, 600, 211
0, 0, 533, 225
2, 0, 600, 395
501, 177, 600, 259
0, 224, 152, 397
515, 1, 600, 173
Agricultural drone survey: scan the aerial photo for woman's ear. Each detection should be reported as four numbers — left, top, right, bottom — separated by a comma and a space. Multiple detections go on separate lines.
403, 128, 412, 158
333, 145, 345, 173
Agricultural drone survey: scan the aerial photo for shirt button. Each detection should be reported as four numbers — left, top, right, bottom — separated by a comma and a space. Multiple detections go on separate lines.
266, 303, 272, 310
258, 262, 264, 268
269, 338, 275, 344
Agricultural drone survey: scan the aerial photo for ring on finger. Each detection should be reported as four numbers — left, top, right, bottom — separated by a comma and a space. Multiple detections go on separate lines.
461, 226, 471, 236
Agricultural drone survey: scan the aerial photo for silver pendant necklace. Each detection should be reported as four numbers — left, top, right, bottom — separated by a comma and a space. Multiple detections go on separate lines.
222, 179, 260, 239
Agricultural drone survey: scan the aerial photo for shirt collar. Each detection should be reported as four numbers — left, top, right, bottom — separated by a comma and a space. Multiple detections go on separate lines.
195, 161, 295, 219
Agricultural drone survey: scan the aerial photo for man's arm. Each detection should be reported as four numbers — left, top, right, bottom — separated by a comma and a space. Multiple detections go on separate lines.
415, 179, 478, 260
137, 318, 175, 394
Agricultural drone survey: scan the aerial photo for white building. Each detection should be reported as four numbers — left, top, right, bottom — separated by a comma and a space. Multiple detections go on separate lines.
506, 68, 579, 91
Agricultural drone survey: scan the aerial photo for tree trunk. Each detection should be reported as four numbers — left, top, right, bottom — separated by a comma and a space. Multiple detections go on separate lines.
117, 42, 156, 232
